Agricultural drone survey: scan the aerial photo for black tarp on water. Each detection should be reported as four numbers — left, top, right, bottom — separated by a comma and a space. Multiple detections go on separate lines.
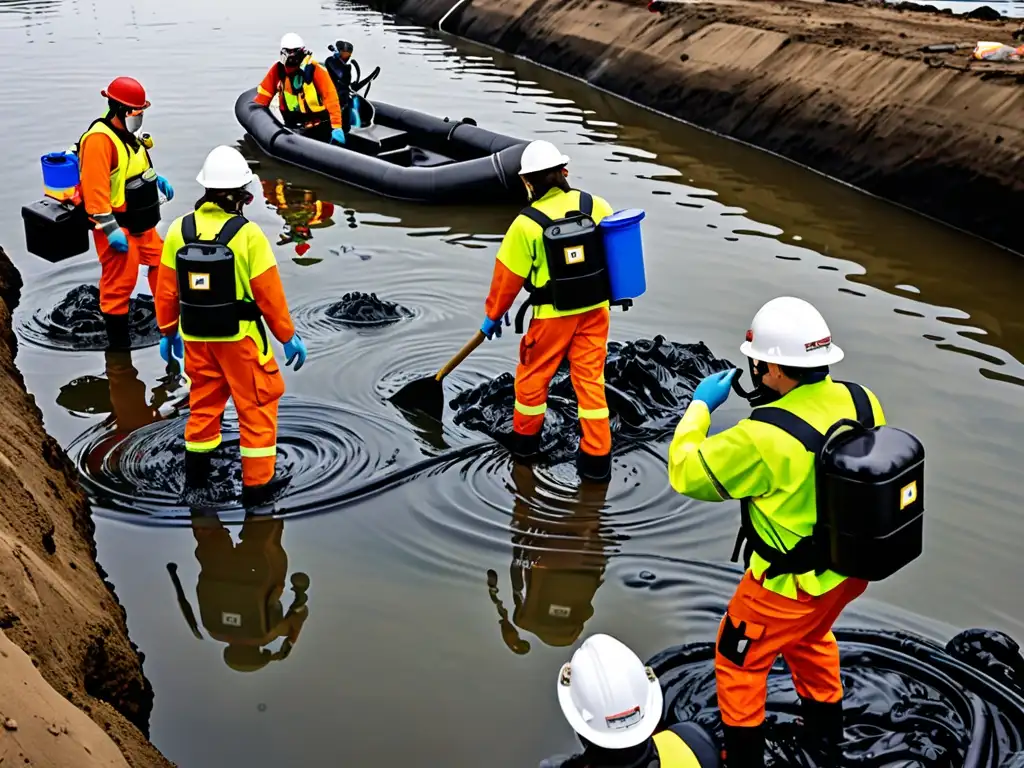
645, 628, 1024, 767
450, 336, 735, 464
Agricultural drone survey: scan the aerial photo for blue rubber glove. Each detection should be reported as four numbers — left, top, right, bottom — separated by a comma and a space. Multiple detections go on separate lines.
331, 128, 346, 145
480, 312, 510, 340
159, 333, 183, 364
283, 333, 307, 371
156, 175, 174, 201
107, 228, 129, 253
692, 368, 738, 413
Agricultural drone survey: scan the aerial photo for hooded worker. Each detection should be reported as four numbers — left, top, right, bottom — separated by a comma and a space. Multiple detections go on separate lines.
78, 76, 174, 350
155, 145, 308, 509
482, 140, 615, 482
542, 633, 720, 768
254, 33, 345, 146
325, 40, 362, 134
667, 297, 885, 766
166, 511, 310, 673
486, 463, 611, 654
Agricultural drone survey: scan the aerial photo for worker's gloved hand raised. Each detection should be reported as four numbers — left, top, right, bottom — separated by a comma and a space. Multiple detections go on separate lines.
106, 228, 129, 253
283, 333, 307, 371
480, 312, 510, 340
159, 332, 184, 364
156, 175, 174, 201
692, 368, 738, 413
331, 128, 346, 145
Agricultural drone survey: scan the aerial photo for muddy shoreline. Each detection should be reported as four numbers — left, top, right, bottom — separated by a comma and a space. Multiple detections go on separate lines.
367, 0, 1024, 254
0, 246, 171, 766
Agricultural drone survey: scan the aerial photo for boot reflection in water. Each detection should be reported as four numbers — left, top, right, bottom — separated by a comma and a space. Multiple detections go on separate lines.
486, 463, 611, 654
165, 510, 310, 673
260, 179, 336, 261
65, 350, 171, 478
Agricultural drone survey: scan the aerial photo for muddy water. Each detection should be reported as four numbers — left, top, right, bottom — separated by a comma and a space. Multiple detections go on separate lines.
3, 0, 1024, 765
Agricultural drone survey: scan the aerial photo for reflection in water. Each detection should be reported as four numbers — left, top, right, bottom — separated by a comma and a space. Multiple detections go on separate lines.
166, 511, 310, 673
259, 178, 337, 265
57, 349, 175, 429
486, 464, 614, 653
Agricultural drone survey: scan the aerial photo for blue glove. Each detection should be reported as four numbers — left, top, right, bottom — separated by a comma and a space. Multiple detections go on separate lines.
283, 333, 307, 371
156, 175, 174, 201
159, 333, 183, 364
107, 228, 129, 253
480, 312, 510, 340
331, 128, 346, 145
692, 368, 738, 413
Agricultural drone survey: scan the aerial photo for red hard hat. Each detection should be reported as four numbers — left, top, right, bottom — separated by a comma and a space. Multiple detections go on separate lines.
101, 76, 150, 109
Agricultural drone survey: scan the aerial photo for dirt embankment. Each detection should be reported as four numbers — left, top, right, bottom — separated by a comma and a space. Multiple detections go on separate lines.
0, 247, 172, 766
370, 0, 1024, 253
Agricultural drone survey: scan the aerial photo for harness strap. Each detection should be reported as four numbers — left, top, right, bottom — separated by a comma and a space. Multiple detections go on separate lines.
730, 381, 872, 577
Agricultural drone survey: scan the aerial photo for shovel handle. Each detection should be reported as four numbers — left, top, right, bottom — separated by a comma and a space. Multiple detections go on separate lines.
436, 331, 486, 381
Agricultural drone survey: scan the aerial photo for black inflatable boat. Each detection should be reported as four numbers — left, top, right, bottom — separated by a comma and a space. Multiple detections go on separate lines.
234, 71, 529, 204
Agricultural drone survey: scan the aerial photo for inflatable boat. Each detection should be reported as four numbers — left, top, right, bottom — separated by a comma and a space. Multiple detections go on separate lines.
234, 74, 529, 204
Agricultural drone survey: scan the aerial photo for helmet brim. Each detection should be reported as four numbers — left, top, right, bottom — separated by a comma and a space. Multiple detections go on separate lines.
519, 153, 570, 176
101, 89, 150, 110
740, 340, 845, 367
556, 663, 663, 750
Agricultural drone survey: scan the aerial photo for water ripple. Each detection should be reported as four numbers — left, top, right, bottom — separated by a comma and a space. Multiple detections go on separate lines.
67, 394, 425, 525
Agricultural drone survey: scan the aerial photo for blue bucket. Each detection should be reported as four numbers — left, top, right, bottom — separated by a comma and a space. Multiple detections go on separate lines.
600, 208, 647, 302
41, 152, 80, 199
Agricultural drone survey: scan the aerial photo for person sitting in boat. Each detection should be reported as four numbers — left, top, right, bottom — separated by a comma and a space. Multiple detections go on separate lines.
542, 633, 720, 767
254, 32, 345, 146
328, 40, 362, 135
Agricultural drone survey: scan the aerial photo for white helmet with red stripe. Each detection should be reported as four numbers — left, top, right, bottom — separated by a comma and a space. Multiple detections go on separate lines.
740, 296, 845, 367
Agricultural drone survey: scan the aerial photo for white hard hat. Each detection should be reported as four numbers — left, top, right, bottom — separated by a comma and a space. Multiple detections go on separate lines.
739, 296, 845, 368
280, 32, 305, 50
196, 145, 254, 189
557, 634, 663, 750
519, 140, 570, 175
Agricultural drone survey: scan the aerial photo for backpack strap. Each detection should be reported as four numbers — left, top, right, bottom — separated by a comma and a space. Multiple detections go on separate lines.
577, 190, 593, 216
181, 213, 199, 244
518, 206, 553, 230
215, 215, 249, 246
747, 407, 825, 454
837, 381, 875, 428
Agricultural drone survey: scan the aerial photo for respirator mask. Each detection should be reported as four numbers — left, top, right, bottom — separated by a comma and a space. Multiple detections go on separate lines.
280, 47, 305, 69
730, 358, 781, 407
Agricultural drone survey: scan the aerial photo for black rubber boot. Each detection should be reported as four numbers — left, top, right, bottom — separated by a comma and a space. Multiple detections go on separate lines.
183, 451, 211, 489
241, 475, 291, 512
510, 431, 541, 462
800, 697, 844, 766
577, 451, 611, 483
102, 312, 131, 351
722, 723, 765, 768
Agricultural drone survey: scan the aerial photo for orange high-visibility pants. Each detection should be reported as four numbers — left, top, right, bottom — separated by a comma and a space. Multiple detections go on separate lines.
93, 226, 164, 314
514, 307, 611, 457
183, 335, 285, 487
715, 571, 868, 728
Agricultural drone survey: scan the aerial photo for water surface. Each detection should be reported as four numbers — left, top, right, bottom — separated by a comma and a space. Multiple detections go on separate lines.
2, 0, 1024, 764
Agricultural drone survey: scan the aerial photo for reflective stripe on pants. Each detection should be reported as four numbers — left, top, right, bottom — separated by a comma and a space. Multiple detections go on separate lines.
513, 307, 611, 457
714, 570, 868, 728
183, 335, 285, 487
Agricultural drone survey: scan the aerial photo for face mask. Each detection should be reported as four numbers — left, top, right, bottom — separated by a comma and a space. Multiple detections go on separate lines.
281, 48, 304, 69
730, 359, 781, 407
125, 111, 144, 134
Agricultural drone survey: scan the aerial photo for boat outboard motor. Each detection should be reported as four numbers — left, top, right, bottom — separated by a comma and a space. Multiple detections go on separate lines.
176, 213, 264, 340
738, 381, 925, 581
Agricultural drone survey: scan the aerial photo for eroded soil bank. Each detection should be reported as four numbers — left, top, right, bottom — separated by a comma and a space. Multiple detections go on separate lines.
369, 0, 1024, 253
0, 246, 171, 766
